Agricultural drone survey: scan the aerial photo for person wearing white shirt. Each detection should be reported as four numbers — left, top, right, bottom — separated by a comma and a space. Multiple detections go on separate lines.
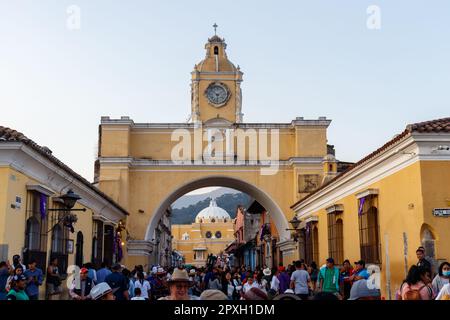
134, 272, 151, 300
131, 287, 146, 300
270, 271, 280, 293
242, 276, 258, 293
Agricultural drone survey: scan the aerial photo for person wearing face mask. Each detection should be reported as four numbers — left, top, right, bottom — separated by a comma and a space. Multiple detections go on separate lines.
431, 261, 450, 295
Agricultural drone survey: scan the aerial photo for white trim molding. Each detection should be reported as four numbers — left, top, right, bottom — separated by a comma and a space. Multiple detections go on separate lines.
356, 189, 379, 199
292, 133, 450, 219
26, 184, 55, 196
127, 240, 154, 256
0, 142, 127, 224
326, 204, 344, 214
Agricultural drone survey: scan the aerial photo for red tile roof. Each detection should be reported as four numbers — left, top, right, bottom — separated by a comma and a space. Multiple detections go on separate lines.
0, 126, 128, 216
290, 117, 450, 209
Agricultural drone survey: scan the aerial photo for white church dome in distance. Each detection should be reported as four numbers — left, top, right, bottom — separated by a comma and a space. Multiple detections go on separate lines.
195, 198, 231, 223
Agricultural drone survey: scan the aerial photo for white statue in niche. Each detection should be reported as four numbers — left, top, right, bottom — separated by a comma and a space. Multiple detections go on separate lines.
182, 232, 190, 240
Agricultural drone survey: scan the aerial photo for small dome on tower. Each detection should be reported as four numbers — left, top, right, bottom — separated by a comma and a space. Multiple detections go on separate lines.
195, 25, 239, 73
208, 35, 224, 43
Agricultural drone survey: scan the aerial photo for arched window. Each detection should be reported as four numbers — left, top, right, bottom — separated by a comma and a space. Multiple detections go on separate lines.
51, 224, 64, 253
328, 214, 344, 265
421, 225, 436, 270
304, 222, 319, 265
359, 199, 380, 264
25, 217, 40, 251
312, 225, 319, 264
214, 46, 219, 55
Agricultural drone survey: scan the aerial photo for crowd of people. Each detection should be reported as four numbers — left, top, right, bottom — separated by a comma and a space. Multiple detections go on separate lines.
1, 246, 449, 300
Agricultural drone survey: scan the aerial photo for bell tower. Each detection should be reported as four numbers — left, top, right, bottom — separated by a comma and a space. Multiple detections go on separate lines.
190, 24, 243, 124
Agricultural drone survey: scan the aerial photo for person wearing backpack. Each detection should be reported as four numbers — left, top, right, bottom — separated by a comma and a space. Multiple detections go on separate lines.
398, 265, 434, 300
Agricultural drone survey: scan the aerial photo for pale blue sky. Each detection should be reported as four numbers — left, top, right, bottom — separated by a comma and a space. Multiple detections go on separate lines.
1, 1, 449, 181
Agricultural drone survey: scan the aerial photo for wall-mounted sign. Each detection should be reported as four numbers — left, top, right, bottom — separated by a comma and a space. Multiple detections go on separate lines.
433, 208, 450, 217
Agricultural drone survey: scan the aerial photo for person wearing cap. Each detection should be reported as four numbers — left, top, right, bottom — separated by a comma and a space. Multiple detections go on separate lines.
317, 258, 342, 298
89, 282, 116, 300
105, 263, 129, 300
6, 275, 29, 300
69, 267, 94, 300
158, 268, 199, 300
24, 259, 43, 300
349, 260, 370, 284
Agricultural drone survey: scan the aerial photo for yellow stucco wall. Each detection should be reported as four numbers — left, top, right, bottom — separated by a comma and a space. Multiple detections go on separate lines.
172, 221, 234, 265
0, 167, 96, 268
100, 166, 295, 241
420, 161, 450, 261
301, 160, 450, 299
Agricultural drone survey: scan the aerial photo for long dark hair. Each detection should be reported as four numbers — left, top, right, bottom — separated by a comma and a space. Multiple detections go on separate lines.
438, 261, 450, 276
405, 265, 429, 285
137, 271, 144, 284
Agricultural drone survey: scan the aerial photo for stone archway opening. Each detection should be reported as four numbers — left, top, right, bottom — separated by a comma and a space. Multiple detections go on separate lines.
145, 175, 290, 243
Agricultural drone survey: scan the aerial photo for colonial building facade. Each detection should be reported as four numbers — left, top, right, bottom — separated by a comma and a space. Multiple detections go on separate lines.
291, 118, 450, 299
0, 126, 128, 274
171, 199, 234, 267
96, 32, 341, 268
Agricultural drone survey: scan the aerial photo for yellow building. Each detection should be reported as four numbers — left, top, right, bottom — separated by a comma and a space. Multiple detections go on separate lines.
97, 31, 339, 267
171, 199, 234, 267
291, 118, 450, 299
0, 126, 128, 275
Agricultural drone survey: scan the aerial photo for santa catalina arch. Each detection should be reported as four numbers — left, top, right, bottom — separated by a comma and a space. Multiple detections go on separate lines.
96, 32, 335, 267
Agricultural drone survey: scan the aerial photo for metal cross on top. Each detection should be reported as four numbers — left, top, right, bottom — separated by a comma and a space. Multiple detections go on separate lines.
213, 23, 218, 35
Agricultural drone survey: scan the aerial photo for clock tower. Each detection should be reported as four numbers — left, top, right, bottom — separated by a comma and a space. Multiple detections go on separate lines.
190, 26, 243, 124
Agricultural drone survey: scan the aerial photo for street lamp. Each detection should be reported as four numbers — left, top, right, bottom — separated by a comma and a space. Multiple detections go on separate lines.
46, 189, 86, 234
286, 216, 301, 242
289, 216, 300, 230
59, 189, 81, 209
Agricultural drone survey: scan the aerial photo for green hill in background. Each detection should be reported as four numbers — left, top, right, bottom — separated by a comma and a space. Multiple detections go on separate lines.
171, 192, 251, 224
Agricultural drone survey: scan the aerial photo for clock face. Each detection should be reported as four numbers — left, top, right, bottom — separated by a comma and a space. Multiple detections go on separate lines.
205, 83, 229, 106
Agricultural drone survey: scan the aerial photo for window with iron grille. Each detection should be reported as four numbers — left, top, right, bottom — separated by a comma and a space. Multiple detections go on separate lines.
358, 195, 380, 264
92, 220, 104, 267
25, 191, 48, 252
328, 213, 344, 265
304, 223, 319, 265
50, 203, 69, 255
24, 191, 49, 271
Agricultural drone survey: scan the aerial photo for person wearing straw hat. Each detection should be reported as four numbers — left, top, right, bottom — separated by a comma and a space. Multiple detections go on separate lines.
158, 268, 199, 300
